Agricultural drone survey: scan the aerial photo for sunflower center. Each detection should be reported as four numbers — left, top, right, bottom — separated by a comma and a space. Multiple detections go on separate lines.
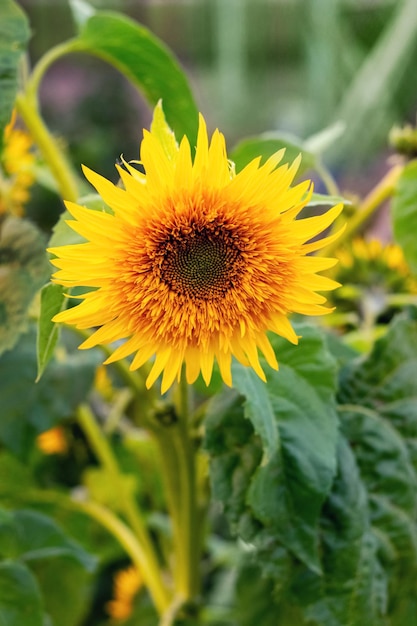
159, 227, 243, 300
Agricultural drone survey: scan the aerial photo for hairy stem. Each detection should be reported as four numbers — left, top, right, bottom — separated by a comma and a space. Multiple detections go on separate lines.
153, 378, 200, 607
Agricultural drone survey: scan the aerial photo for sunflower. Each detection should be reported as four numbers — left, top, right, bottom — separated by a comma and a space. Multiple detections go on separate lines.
49, 107, 342, 393
0, 110, 35, 216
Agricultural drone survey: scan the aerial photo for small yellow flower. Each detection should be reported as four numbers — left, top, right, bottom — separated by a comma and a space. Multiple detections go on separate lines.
36, 427, 68, 455
50, 108, 343, 393
106, 565, 142, 622
336, 238, 417, 295
0, 111, 35, 216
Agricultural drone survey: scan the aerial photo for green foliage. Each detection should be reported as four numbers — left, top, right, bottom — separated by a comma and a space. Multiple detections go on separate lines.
0, 0, 30, 143
0, 560, 43, 626
0, 217, 50, 357
206, 312, 417, 625
0, 507, 96, 570
36, 283, 66, 380
206, 325, 339, 573
0, 507, 97, 626
0, 325, 100, 457
392, 159, 417, 274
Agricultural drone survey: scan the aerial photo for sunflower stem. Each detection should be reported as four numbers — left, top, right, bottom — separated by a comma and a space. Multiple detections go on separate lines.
174, 377, 200, 601
76, 404, 172, 615
319, 163, 404, 257
153, 378, 201, 610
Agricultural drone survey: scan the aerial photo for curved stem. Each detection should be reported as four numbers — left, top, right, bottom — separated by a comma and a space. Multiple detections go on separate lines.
25, 488, 170, 617
77, 404, 172, 614
15, 92, 79, 202
319, 163, 404, 257
78, 500, 169, 611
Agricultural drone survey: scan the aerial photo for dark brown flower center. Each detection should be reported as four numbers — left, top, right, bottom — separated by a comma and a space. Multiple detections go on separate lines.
159, 227, 243, 300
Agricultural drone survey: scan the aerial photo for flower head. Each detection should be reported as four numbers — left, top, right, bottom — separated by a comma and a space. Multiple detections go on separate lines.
333, 237, 417, 323
36, 427, 68, 455
0, 111, 35, 216
49, 108, 342, 393
106, 565, 142, 622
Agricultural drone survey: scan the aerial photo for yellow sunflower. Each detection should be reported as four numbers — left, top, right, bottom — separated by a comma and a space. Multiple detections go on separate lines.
49, 107, 343, 393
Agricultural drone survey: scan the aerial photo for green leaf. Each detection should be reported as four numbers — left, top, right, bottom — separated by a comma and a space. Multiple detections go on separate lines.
0, 561, 44, 626
300, 436, 387, 626
32, 557, 93, 626
71, 11, 199, 145
206, 324, 339, 572
0, 508, 96, 571
392, 159, 417, 274
229, 133, 316, 177
36, 283, 66, 381
0, 217, 50, 356
0, 451, 34, 500
0, 325, 100, 457
337, 311, 417, 622
0, 0, 30, 141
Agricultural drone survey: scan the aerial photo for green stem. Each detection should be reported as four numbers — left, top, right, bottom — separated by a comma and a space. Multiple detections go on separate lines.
152, 378, 200, 606
172, 379, 200, 600
15, 92, 79, 202
320, 163, 404, 257
77, 404, 172, 614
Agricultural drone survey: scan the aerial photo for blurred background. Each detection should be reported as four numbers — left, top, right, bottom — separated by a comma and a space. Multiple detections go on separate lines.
17, 0, 417, 212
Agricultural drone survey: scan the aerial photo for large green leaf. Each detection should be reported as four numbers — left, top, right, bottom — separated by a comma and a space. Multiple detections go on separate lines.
392, 159, 417, 274
69, 11, 198, 145
205, 324, 339, 572
299, 436, 387, 626
0, 508, 96, 571
0, 561, 43, 626
0, 0, 30, 141
0, 217, 50, 357
0, 325, 100, 457
32, 557, 93, 626
337, 311, 417, 623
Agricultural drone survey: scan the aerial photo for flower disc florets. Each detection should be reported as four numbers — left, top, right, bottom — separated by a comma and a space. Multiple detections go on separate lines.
49, 109, 343, 393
